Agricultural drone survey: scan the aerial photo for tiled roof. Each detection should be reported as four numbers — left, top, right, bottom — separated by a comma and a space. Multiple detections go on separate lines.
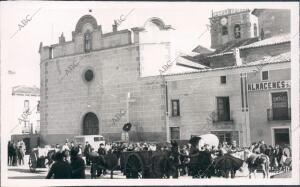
193, 37, 259, 59
192, 45, 213, 54
12, 85, 40, 95
239, 33, 290, 50
246, 52, 290, 66
164, 53, 290, 77
206, 51, 233, 58
176, 56, 210, 69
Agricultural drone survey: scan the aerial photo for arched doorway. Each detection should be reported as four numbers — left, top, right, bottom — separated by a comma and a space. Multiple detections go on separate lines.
83, 112, 99, 135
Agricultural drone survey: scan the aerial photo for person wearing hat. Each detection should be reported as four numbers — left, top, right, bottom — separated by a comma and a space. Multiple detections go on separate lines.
188, 137, 201, 178
84, 141, 92, 165
70, 148, 85, 179
167, 140, 180, 178
97, 143, 107, 176
46, 152, 72, 179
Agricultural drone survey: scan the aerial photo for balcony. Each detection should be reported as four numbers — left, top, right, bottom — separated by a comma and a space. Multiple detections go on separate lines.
267, 108, 291, 121
209, 111, 234, 124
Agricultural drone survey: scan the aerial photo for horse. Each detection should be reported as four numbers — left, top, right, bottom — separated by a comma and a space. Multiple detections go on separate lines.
90, 151, 120, 179
187, 149, 214, 178
214, 152, 244, 178
244, 149, 270, 178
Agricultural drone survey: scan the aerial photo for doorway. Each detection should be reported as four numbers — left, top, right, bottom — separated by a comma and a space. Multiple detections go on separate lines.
83, 112, 99, 135
273, 128, 290, 146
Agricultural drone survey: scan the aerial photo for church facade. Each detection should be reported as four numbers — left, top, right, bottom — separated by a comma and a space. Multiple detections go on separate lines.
39, 9, 291, 147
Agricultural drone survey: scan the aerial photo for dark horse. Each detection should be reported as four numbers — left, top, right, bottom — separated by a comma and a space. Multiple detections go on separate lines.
188, 150, 214, 178
148, 150, 179, 179
90, 152, 120, 179
214, 153, 244, 178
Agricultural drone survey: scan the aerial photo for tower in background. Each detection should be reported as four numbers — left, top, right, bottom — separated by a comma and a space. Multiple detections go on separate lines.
209, 9, 259, 49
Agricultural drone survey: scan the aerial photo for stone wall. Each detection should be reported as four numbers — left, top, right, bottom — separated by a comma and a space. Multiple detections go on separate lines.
247, 68, 291, 145
166, 69, 245, 143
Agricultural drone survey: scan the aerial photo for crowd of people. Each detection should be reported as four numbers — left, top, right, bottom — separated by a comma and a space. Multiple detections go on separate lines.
7, 140, 26, 167
249, 141, 292, 172
8, 138, 292, 179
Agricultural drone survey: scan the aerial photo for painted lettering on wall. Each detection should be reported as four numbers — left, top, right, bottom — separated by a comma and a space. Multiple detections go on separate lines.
247, 80, 290, 92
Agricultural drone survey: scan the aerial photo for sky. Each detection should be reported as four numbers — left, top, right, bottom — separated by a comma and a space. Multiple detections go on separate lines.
0, 1, 297, 88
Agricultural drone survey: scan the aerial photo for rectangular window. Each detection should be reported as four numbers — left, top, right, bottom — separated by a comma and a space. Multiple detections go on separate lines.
216, 97, 230, 121
170, 127, 180, 140
262, 71, 269, 81
49, 47, 53, 59
222, 26, 228, 35
271, 92, 289, 120
37, 101, 40, 113
211, 131, 239, 145
94, 137, 104, 142
220, 76, 227, 84
24, 100, 29, 110
171, 99, 180, 116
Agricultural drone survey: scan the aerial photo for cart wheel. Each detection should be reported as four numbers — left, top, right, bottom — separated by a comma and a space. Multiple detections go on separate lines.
28, 152, 37, 172
125, 153, 144, 178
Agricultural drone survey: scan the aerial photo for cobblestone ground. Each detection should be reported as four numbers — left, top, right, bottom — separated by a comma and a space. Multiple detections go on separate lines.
7, 155, 288, 179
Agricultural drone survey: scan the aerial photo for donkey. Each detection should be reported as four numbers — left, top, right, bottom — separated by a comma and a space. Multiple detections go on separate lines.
244, 149, 270, 179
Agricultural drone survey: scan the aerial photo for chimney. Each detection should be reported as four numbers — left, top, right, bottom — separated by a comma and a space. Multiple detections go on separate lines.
59, 32, 65, 44
113, 20, 118, 32
233, 48, 242, 66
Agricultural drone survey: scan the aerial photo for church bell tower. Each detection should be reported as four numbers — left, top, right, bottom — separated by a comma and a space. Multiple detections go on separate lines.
210, 9, 259, 49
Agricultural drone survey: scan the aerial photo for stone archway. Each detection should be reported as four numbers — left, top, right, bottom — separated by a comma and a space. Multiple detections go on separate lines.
82, 112, 99, 135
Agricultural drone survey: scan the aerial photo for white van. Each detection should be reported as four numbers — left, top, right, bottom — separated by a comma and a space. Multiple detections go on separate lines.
74, 135, 105, 150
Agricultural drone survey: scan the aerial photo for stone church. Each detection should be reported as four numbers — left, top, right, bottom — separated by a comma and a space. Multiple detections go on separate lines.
39, 9, 291, 147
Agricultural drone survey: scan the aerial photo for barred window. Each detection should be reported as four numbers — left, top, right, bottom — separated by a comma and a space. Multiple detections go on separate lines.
171, 99, 180, 117
220, 76, 227, 84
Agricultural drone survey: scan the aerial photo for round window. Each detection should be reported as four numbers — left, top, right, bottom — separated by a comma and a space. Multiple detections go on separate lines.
84, 69, 94, 82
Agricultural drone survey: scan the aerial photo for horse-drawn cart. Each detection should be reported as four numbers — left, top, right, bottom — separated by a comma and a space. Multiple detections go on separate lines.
90, 150, 170, 179
121, 150, 171, 178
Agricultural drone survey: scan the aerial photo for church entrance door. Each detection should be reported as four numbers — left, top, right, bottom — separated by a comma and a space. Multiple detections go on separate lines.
83, 112, 99, 135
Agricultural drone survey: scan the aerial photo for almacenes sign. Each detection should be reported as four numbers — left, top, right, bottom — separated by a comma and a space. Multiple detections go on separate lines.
248, 80, 291, 92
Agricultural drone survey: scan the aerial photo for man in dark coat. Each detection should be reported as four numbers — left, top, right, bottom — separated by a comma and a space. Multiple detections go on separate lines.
8, 141, 13, 166
167, 140, 180, 178
46, 152, 72, 179
98, 143, 106, 155
70, 148, 86, 179
84, 141, 92, 165
97, 143, 107, 176
188, 137, 201, 178
12, 143, 18, 166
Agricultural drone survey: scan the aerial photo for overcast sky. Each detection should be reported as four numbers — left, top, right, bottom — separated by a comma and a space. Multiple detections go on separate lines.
1, 1, 297, 88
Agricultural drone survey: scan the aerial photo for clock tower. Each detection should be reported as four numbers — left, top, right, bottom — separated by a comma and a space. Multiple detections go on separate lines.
210, 9, 259, 49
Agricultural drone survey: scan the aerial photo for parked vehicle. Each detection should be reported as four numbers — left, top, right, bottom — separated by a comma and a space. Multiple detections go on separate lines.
74, 135, 105, 150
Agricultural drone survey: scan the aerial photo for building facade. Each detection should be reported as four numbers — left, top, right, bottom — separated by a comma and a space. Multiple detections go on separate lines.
39, 16, 195, 144
9, 85, 40, 136
40, 9, 291, 147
